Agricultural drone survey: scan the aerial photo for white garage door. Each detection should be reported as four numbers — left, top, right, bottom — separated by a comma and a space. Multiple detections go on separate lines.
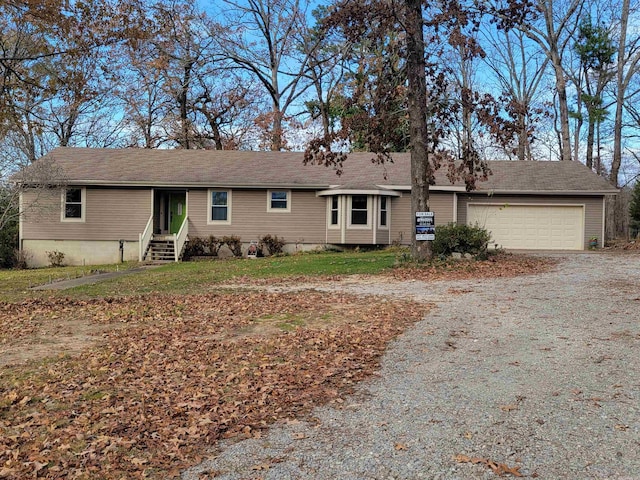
467, 204, 584, 250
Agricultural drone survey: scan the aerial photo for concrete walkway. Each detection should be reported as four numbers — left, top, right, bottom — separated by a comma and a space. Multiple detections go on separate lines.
30, 266, 157, 290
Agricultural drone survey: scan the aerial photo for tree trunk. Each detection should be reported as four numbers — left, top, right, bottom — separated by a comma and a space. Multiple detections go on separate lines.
179, 62, 194, 149
203, 111, 224, 150
550, 54, 572, 161
572, 87, 582, 163
405, 0, 432, 261
586, 118, 595, 170
611, 0, 629, 188
517, 111, 526, 161
271, 107, 283, 151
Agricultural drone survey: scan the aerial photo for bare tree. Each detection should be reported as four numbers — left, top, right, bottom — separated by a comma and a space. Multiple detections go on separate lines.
483, 27, 549, 160
610, 0, 640, 188
217, 0, 315, 151
569, 16, 616, 170
510, 0, 584, 161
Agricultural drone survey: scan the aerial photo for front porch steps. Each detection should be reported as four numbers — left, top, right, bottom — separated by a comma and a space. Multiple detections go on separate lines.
145, 239, 176, 262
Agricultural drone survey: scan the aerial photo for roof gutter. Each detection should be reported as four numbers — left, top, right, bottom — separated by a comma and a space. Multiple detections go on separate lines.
316, 189, 403, 197
16, 180, 332, 190
472, 189, 620, 196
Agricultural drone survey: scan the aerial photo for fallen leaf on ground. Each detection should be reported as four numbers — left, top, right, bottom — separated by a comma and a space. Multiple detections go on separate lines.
455, 454, 524, 477
500, 404, 518, 412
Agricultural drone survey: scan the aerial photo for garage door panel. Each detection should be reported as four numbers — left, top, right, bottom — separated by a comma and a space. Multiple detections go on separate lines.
467, 205, 584, 250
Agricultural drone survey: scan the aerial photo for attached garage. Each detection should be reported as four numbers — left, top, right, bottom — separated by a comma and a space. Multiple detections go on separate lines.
455, 159, 619, 251
467, 204, 585, 250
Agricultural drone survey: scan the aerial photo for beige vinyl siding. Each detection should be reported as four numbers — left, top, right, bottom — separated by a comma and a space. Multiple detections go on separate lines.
390, 195, 411, 244
344, 229, 374, 244
389, 192, 454, 245
431, 193, 455, 224
457, 194, 603, 248
326, 229, 342, 244
375, 225, 391, 245
189, 189, 326, 242
21, 187, 151, 241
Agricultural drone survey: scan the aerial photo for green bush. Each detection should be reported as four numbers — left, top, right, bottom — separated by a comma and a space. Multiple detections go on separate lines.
432, 223, 491, 258
0, 220, 18, 269
629, 180, 640, 238
0, 193, 18, 268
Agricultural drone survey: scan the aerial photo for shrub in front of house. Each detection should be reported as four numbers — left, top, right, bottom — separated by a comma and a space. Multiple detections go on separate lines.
184, 235, 231, 259
183, 237, 207, 259
222, 235, 243, 257
46, 250, 65, 267
258, 234, 286, 256
432, 223, 491, 259
207, 235, 224, 256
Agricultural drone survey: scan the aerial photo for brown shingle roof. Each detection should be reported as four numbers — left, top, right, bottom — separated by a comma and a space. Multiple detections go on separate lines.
19, 147, 618, 194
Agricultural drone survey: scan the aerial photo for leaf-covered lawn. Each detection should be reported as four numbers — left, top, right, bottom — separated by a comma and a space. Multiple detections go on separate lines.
0, 252, 556, 479
0, 291, 428, 479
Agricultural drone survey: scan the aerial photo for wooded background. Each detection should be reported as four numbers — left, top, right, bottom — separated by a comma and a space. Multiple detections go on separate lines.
2, 0, 639, 250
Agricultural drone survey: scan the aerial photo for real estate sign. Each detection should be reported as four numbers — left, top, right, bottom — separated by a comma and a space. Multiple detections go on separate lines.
415, 211, 435, 241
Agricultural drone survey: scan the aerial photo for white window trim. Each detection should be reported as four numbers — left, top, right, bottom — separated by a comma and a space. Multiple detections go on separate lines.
61, 187, 86, 223
328, 196, 340, 230
348, 195, 372, 229
267, 189, 291, 213
208, 188, 232, 225
378, 196, 390, 230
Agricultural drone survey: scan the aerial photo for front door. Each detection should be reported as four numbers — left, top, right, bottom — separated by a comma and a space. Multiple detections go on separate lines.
169, 193, 186, 234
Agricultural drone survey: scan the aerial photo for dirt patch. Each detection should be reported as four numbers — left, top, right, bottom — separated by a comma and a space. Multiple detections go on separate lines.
0, 318, 113, 367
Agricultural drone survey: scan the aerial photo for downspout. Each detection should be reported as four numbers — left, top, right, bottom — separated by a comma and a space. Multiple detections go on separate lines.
341, 195, 346, 244
388, 197, 392, 244
372, 196, 377, 245
18, 191, 23, 255
325, 197, 329, 245
602, 196, 606, 248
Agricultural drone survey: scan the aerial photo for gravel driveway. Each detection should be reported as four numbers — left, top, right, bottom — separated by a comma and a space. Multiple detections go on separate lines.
183, 253, 640, 479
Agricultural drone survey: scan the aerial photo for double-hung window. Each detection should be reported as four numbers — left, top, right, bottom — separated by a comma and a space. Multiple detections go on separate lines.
330, 196, 339, 226
209, 189, 231, 224
350, 195, 368, 226
379, 196, 388, 228
62, 187, 85, 222
267, 190, 290, 212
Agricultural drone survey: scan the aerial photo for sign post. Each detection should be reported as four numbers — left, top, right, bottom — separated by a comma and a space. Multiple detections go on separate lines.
415, 211, 435, 241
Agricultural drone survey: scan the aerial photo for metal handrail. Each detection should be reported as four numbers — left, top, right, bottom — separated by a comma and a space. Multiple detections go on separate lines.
139, 214, 154, 262
175, 216, 189, 262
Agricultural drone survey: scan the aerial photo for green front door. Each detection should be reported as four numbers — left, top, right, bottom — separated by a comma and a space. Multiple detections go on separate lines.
169, 193, 186, 234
